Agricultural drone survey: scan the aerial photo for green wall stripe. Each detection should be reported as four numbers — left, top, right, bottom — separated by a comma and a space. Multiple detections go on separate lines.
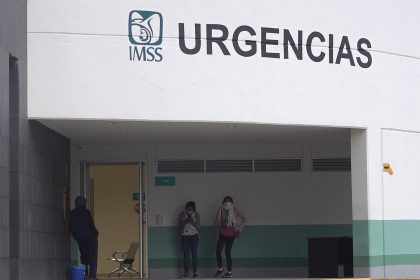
353, 220, 420, 262
384, 254, 420, 265
354, 256, 383, 267
354, 254, 420, 267
150, 255, 420, 269
383, 220, 420, 254
352, 220, 385, 257
148, 224, 352, 259
352, 220, 384, 268
352, 220, 420, 268
148, 221, 420, 269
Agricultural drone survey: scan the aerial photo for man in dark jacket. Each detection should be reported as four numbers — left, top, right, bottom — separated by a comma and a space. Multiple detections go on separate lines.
69, 196, 99, 279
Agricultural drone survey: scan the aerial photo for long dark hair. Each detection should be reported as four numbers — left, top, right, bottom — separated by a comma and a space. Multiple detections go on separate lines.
185, 201, 196, 212
222, 196, 233, 204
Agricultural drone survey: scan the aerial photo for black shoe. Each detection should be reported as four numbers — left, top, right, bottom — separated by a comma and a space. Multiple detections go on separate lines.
214, 269, 224, 278
193, 273, 199, 279
222, 272, 232, 278
180, 273, 190, 279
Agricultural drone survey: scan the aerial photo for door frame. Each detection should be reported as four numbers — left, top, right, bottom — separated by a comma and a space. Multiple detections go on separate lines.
80, 160, 148, 278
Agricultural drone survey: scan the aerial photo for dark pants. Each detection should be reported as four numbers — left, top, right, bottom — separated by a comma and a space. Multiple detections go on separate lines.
216, 235, 235, 271
77, 237, 98, 277
181, 235, 199, 273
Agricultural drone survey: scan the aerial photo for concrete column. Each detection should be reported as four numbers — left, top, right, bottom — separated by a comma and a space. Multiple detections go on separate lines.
351, 128, 385, 278
0, 48, 11, 280
9, 56, 20, 280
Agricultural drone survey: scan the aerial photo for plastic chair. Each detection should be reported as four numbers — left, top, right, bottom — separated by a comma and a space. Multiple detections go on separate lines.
108, 241, 140, 277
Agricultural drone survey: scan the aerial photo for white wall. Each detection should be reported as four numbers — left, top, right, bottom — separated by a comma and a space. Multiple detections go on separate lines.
29, 0, 420, 228
71, 141, 352, 227
28, 0, 420, 134
382, 129, 420, 220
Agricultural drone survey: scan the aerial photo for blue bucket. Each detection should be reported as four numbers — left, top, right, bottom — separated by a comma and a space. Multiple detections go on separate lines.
70, 265, 86, 280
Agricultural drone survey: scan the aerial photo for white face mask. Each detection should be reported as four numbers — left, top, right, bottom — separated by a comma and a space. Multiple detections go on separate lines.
223, 202, 232, 208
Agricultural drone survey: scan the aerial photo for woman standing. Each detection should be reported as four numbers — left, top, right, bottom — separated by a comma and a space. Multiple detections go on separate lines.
179, 201, 200, 278
214, 196, 246, 278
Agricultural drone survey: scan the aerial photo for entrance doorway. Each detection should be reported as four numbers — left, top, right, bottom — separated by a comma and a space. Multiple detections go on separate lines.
83, 162, 146, 278
42, 119, 359, 278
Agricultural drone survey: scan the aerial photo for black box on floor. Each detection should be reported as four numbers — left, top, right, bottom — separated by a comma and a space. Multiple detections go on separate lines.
308, 236, 353, 278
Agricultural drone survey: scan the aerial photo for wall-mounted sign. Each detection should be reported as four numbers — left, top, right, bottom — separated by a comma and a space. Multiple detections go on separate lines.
155, 176, 176, 187
129, 10, 163, 62
132, 192, 140, 201
128, 10, 372, 68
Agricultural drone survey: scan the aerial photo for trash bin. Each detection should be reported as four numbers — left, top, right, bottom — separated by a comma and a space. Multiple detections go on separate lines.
70, 265, 85, 280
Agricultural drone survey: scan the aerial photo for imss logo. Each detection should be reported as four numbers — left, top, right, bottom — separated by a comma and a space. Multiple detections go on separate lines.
129, 10, 163, 62
127, 10, 372, 68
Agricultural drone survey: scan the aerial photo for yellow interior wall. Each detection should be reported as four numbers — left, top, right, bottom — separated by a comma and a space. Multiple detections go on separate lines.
90, 165, 140, 275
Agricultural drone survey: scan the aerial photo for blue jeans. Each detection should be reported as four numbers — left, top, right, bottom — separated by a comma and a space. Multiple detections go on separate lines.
216, 235, 235, 271
181, 234, 199, 273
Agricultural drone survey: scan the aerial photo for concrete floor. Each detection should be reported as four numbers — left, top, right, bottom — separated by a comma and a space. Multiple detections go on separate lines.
101, 278, 372, 280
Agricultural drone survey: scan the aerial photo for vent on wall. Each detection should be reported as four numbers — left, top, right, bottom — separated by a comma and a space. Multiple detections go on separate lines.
312, 158, 351, 171
254, 159, 302, 172
156, 158, 303, 173
206, 160, 253, 173
157, 160, 205, 173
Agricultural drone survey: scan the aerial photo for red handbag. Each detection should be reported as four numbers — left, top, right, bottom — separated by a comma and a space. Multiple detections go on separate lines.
220, 226, 236, 238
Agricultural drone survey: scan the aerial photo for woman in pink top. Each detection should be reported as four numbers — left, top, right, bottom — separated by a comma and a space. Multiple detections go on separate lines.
214, 196, 246, 278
